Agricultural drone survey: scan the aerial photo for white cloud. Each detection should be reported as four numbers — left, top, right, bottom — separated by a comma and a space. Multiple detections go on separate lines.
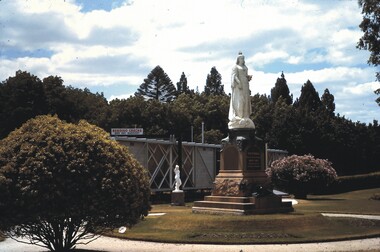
249, 51, 289, 67
109, 93, 135, 101
343, 82, 380, 96
0, 0, 378, 123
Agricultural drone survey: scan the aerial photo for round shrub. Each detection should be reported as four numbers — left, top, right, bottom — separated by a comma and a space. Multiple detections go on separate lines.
266, 154, 337, 199
0, 115, 151, 251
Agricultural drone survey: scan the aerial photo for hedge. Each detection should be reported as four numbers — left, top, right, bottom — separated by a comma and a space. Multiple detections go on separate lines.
324, 172, 380, 194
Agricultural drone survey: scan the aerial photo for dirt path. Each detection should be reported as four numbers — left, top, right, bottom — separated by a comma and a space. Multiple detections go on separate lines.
1, 236, 379, 252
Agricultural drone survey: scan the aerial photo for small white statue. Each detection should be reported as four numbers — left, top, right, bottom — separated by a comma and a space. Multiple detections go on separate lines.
173, 165, 182, 192
228, 52, 255, 129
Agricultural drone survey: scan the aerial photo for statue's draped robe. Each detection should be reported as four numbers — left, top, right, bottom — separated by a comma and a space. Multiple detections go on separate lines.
229, 65, 252, 122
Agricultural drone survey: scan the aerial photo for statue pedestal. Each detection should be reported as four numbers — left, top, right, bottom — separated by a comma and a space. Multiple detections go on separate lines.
193, 128, 293, 215
171, 190, 185, 206
213, 128, 269, 197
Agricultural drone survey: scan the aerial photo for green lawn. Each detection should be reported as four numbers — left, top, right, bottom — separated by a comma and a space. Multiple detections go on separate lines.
296, 188, 380, 214
110, 188, 380, 244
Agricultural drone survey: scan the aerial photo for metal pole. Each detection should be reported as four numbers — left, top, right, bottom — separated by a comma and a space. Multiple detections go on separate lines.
191, 125, 194, 142
201, 121, 204, 144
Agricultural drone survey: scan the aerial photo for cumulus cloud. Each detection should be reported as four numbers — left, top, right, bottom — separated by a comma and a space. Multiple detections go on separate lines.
343, 82, 380, 96
0, 0, 378, 123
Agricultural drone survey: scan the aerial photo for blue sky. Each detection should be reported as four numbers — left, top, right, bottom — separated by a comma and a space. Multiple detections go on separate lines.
0, 0, 379, 124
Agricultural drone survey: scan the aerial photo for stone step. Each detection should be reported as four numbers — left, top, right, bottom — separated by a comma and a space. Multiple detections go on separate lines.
192, 206, 256, 215
193, 200, 255, 211
204, 196, 253, 203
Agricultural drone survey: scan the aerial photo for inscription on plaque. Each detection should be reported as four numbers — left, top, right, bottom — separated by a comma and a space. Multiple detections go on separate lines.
246, 151, 261, 170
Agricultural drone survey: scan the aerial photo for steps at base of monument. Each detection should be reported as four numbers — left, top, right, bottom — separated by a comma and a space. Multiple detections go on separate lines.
204, 195, 253, 203
192, 206, 255, 215
193, 200, 255, 211
192, 196, 294, 215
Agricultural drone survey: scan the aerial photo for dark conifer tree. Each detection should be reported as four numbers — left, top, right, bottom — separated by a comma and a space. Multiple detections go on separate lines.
270, 72, 293, 105
321, 88, 336, 117
204, 67, 224, 96
295, 80, 322, 113
176, 72, 191, 95
135, 65, 177, 102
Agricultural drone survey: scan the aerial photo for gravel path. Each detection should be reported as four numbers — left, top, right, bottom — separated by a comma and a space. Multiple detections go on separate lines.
1, 236, 380, 252
1, 213, 379, 252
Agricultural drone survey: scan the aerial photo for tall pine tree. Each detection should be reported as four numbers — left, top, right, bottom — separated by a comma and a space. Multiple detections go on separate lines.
321, 88, 335, 117
135, 66, 177, 102
270, 72, 293, 105
294, 80, 322, 113
204, 67, 224, 95
176, 72, 191, 95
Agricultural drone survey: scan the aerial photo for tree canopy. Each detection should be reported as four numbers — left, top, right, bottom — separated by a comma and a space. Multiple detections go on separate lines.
357, 0, 380, 81
270, 72, 292, 105
0, 71, 109, 139
135, 65, 177, 102
0, 71, 47, 138
176, 72, 192, 95
1, 70, 379, 176
294, 80, 322, 113
321, 88, 336, 117
204, 67, 225, 96
0, 115, 151, 251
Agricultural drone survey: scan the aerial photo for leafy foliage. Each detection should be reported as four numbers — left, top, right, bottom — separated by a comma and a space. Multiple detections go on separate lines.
294, 80, 322, 113
176, 72, 192, 95
321, 88, 336, 117
357, 0, 380, 81
204, 67, 225, 96
270, 72, 292, 105
0, 115, 151, 251
266, 154, 338, 198
330, 172, 380, 193
0, 71, 110, 139
0, 71, 47, 138
135, 65, 177, 102
1, 70, 380, 175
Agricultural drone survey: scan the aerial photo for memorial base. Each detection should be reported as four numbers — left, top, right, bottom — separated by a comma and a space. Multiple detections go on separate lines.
192, 128, 293, 215
171, 191, 185, 206
192, 195, 293, 215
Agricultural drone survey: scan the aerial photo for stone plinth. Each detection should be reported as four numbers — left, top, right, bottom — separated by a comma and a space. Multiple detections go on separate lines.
171, 191, 185, 206
192, 128, 293, 215
192, 194, 293, 215
215, 128, 270, 196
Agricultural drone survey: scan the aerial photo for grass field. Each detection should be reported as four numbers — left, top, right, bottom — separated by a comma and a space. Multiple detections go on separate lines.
110, 188, 380, 244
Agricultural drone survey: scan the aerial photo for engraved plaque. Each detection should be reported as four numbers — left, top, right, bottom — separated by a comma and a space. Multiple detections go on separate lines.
246, 149, 261, 170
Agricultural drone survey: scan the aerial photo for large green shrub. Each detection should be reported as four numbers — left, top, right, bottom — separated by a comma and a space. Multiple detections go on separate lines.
266, 154, 337, 199
0, 115, 151, 251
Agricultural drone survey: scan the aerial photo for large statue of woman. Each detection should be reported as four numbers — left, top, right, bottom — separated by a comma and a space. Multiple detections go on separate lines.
228, 52, 255, 129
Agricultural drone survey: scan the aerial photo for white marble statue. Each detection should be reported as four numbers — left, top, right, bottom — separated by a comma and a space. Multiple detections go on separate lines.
173, 165, 182, 192
228, 52, 255, 129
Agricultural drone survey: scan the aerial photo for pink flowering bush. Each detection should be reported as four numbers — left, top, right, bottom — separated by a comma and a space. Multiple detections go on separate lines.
266, 154, 337, 199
